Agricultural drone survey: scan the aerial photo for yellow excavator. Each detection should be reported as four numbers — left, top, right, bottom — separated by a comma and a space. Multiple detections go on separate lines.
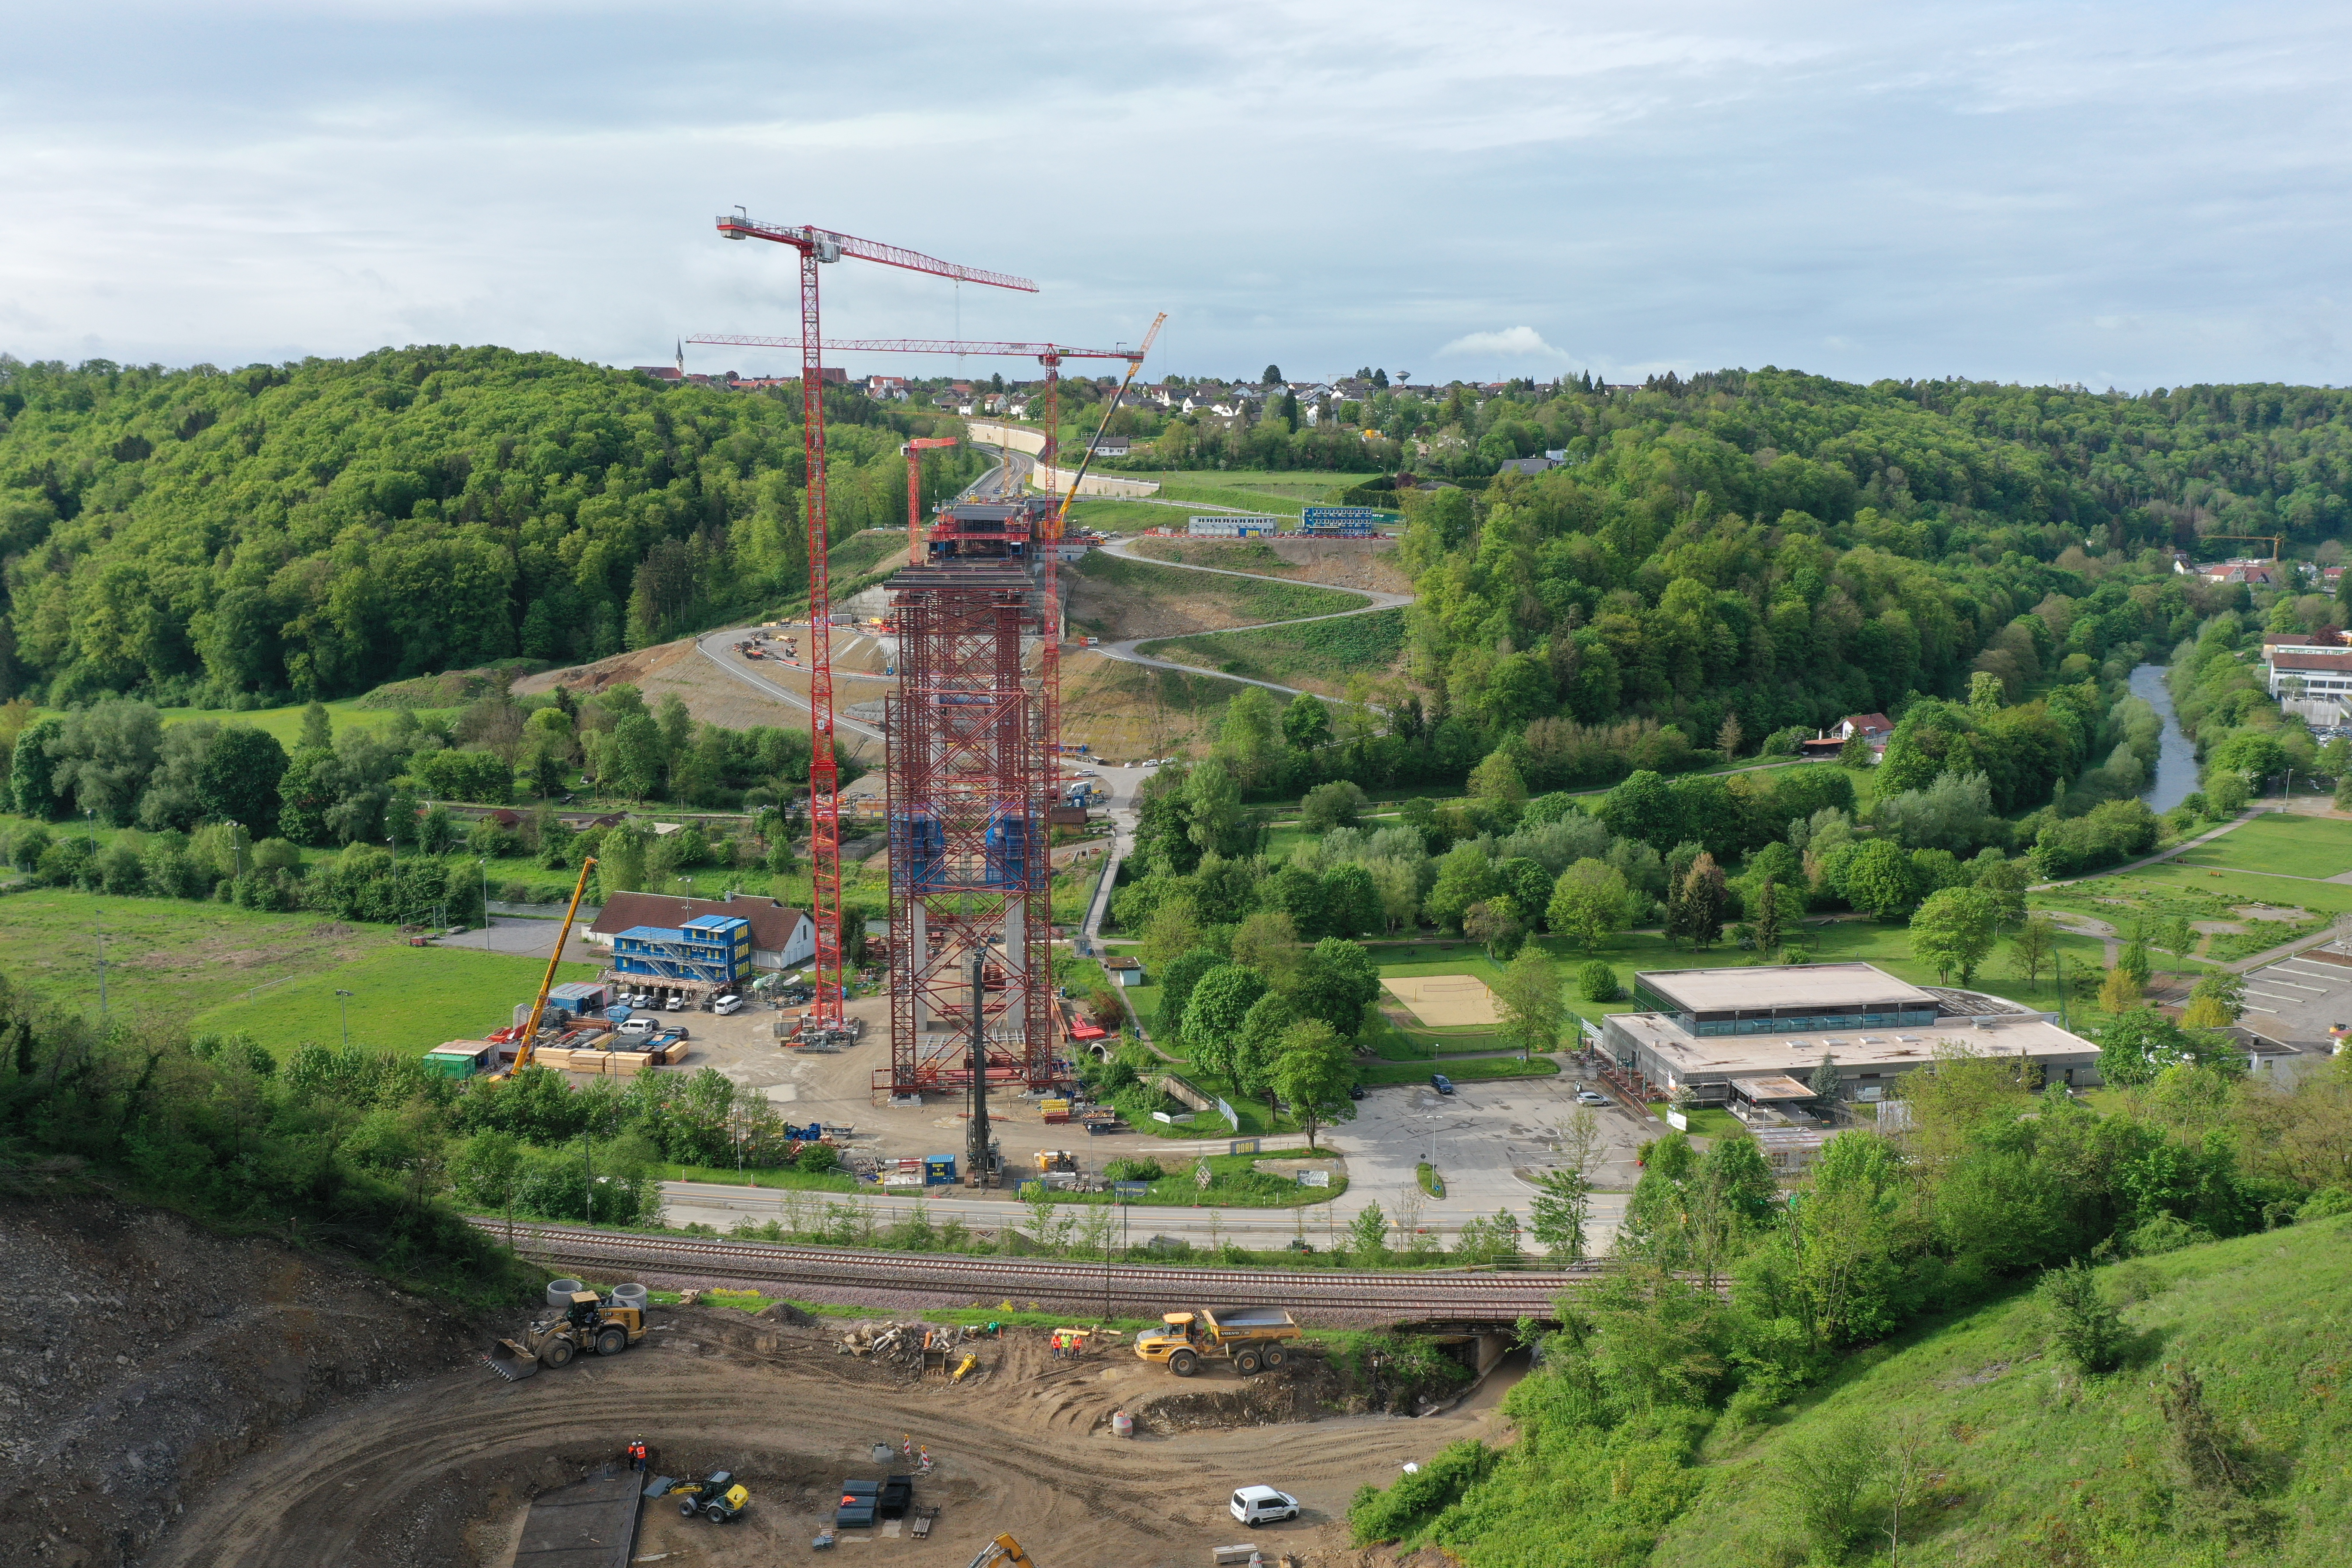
491, 856, 597, 1079
965, 1535, 1038, 1568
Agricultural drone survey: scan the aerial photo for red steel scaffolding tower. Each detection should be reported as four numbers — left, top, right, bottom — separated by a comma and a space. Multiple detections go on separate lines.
710, 219, 1035, 1029
878, 562, 1052, 1095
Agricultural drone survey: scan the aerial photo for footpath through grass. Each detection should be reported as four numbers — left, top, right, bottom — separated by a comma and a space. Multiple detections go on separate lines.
1073, 550, 1370, 624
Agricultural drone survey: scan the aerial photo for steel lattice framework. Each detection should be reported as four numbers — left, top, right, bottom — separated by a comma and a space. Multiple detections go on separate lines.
878, 565, 1055, 1096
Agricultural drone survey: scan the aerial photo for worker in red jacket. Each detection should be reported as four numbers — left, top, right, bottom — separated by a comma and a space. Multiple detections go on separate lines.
627, 1436, 649, 1472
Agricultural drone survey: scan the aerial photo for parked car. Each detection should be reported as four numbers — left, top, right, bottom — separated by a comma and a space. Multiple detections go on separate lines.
712, 994, 743, 1015
1347, 1084, 1366, 1100
618, 1017, 656, 1037
1574, 1089, 1610, 1107
664, 995, 685, 1011
1430, 1073, 1455, 1095
1229, 1485, 1301, 1528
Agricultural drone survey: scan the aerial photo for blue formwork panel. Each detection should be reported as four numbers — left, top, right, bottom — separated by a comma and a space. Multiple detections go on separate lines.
892, 810, 947, 891
984, 811, 1034, 888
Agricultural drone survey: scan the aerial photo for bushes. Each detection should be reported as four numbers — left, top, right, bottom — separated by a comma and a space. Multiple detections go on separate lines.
1348, 1439, 1498, 1545
1578, 961, 1623, 1002
408, 748, 514, 805
2029, 798, 2160, 879
2038, 1258, 2127, 1374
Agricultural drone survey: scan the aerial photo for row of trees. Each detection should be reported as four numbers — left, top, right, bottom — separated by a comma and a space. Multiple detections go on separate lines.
4, 684, 836, 847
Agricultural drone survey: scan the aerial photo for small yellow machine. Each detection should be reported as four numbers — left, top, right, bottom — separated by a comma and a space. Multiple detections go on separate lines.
965, 1533, 1038, 1568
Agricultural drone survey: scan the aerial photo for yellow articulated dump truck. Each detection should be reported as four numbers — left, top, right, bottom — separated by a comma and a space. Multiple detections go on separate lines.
1134, 1307, 1300, 1377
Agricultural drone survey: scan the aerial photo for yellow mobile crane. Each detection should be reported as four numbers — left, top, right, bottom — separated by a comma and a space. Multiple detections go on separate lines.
494, 856, 598, 1079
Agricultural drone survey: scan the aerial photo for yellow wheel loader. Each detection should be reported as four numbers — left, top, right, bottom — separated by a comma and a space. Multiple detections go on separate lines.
488, 1289, 646, 1380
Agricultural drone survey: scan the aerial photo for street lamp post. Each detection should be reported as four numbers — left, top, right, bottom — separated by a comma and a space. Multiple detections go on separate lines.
480, 858, 490, 951
335, 989, 353, 1049
95, 922, 107, 1022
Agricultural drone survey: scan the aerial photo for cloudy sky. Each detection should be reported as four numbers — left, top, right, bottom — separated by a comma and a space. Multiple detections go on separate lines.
5, 1, 2350, 390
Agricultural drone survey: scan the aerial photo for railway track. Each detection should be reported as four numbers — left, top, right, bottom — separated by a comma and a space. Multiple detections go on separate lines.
473, 1219, 1599, 1321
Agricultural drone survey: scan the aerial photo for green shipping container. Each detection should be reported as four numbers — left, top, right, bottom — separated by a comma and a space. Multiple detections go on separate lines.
423, 1044, 494, 1079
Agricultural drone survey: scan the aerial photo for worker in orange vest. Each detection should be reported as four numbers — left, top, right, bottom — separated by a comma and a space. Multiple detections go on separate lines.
626, 1435, 648, 1472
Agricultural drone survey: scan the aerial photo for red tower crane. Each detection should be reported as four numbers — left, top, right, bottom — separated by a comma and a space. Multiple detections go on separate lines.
901, 437, 961, 566
713, 217, 1036, 1029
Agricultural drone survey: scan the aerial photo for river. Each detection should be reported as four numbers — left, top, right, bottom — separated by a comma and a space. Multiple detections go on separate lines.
2131, 662, 2199, 812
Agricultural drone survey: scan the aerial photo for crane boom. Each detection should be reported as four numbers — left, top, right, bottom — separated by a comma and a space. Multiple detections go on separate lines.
716, 217, 1038, 292
687, 333, 1141, 361
506, 856, 598, 1077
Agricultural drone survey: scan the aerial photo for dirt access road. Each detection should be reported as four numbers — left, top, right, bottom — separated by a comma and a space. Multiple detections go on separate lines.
146, 1303, 1517, 1568
1084, 536, 1413, 704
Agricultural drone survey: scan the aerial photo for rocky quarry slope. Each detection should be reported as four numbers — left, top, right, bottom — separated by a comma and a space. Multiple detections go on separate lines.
1, 1194, 478, 1567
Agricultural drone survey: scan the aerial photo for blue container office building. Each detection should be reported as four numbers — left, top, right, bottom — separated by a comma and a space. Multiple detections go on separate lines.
611, 914, 752, 983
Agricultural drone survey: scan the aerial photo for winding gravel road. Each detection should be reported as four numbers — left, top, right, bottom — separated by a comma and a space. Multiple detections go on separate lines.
1085, 534, 1413, 702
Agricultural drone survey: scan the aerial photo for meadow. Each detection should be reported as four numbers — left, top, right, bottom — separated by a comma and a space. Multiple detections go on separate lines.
0, 887, 589, 1054
190, 942, 599, 1056
2171, 809, 2352, 878
1138, 605, 1408, 693
1646, 1215, 2352, 1568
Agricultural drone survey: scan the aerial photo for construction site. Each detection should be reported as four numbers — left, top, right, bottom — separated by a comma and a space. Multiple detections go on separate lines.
0, 220, 1553, 1568
11, 1188, 1530, 1568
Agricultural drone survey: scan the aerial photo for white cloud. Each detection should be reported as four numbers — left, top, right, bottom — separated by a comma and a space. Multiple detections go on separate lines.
1433, 326, 1577, 365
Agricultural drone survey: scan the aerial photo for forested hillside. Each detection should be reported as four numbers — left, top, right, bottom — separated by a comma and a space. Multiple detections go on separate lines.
1389, 369, 2352, 750
0, 348, 981, 705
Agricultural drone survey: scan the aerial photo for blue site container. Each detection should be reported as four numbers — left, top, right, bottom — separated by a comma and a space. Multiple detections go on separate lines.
924, 1155, 958, 1185
1299, 505, 1381, 536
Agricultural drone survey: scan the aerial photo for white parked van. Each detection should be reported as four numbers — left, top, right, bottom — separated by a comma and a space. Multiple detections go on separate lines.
617, 1017, 655, 1038
1229, 1486, 1300, 1528
712, 994, 743, 1016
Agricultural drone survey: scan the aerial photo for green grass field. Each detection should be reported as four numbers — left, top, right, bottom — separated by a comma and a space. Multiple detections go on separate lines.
1110, 470, 1378, 512
0, 883, 595, 1052
0, 888, 404, 1020
1064, 498, 1193, 533
1071, 550, 1370, 625
1139, 606, 1408, 692
1648, 1214, 2352, 1568
31, 697, 457, 743
191, 943, 598, 1056
2173, 810, 2352, 879
826, 527, 914, 578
